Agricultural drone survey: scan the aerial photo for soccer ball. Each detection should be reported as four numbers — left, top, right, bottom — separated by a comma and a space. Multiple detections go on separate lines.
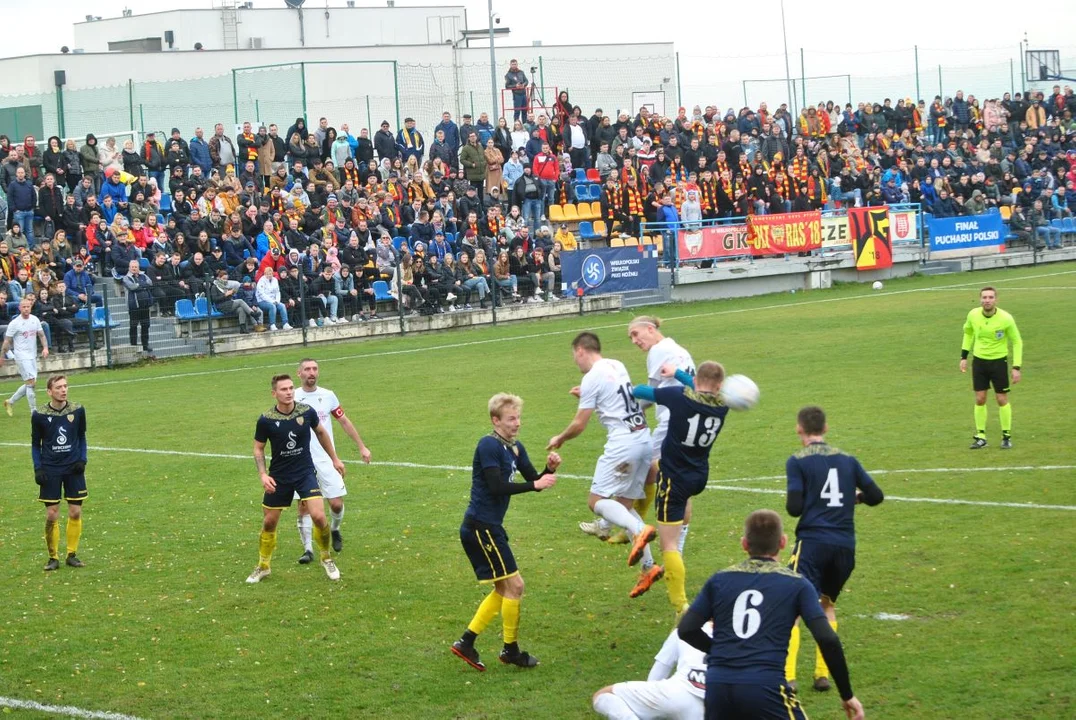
872, 281, 884, 290
721, 374, 760, 411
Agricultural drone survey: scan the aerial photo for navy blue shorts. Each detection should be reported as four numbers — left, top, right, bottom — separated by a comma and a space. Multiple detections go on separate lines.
705, 681, 806, 720
655, 468, 707, 524
262, 473, 321, 509
38, 468, 88, 504
460, 520, 518, 583
789, 539, 856, 602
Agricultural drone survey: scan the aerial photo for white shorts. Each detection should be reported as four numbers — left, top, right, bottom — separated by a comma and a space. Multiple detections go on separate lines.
650, 423, 668, 462
16, 358, 37, 381
610, 678, 704, 720
293, 458, 348, 500
591, 436, 652, 500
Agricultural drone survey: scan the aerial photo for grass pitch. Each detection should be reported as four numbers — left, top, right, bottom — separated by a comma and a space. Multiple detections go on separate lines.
1, 263, 1074, 719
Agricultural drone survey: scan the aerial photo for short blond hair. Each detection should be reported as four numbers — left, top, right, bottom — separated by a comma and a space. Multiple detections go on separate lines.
696, 361, 725, 386
629, 315, 661, 329
488, 393, 523, 419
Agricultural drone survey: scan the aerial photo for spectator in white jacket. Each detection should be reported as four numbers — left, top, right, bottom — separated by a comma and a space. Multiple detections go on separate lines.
255, 267, 291, 331
680, 189, 703, 229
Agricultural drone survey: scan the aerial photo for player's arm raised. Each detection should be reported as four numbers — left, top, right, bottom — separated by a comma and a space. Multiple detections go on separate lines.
314, 422, 347, 477
335, 410, 372, 463
253, 439, 274, 492
548, 407, 592, 450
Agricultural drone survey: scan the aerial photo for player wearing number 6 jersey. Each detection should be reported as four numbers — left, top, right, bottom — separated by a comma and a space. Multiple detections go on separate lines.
678, 510, 865, 720
633, 361, 729, 617
783, 406, 883, 695
549, 332, 663, 598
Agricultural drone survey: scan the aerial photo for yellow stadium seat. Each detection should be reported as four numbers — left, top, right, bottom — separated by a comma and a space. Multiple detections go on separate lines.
654, 235, 664, 253
641, 235, 654, 245
592, 220, 608, 237
610, 237, 624, 247
576, 202, 595, 219
562, 204, 579, 221
623, 236, 639, 246
590, 201, 602, 218
999, 205, 1011, 220
548, 204, 565, 223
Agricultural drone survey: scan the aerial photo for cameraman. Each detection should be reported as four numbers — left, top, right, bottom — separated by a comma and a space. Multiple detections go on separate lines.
505, 60, 529, 123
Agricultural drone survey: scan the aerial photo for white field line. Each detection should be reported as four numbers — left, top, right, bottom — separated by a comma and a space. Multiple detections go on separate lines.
1, 443, 1072, 512
0, 696, 144, 720
8, 268, 1073, 392
719, 465, 1076, 483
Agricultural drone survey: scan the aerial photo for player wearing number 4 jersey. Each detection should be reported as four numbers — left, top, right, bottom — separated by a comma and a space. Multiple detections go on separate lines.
678, 510, 865, 720
633, 361, 729, 617
549, 332, 662, 598
783, 406, 883, 694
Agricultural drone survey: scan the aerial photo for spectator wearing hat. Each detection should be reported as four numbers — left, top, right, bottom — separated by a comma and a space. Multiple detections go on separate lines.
145, 251, 184, 316
396, 118, 424, 164
209, 266, 263, 333
121, 259, 154, 352
63, 258, 101, 309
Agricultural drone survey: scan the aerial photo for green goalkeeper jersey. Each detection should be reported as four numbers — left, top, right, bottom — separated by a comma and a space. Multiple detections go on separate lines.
962, 307, 1023, 366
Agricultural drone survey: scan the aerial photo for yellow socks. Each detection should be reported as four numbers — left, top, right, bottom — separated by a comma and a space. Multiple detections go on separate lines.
974, 404, 987, 437
258, 530, 277, 569
634, 482, 658, 520
501, 597, 521, 644
45, 519, 60, 560
663, 549, 687, 611
785, 623, 801, 682
66, 517, 82, 555
312, 522, 331, 561
814, 620, 837, 679
998, 403, 1012, 435
466, 591, 504, 635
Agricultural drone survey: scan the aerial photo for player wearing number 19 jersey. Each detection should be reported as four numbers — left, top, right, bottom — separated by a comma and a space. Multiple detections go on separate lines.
678, 510, 865, 720
783, 406, 883, 694
548, 332, 662, 598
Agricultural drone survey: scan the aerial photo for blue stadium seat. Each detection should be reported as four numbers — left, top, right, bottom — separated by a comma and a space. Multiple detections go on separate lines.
90, 307, 119, 330
139, 258, 150, 271
574, 168, 587, 182
195, 296, 223, 318
372, 280, 395, 302
986, 206, 1000, 214
1050, 218, 1064, 233
1062, 217, 1075, 238
444, 232, 456, 248
159, 194, 172, 213
578, 221, 597, 240
392, 236, 408, 252
174, 299, 203, 321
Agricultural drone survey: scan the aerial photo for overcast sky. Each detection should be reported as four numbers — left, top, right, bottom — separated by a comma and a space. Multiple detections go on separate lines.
2, 0, 1074, 107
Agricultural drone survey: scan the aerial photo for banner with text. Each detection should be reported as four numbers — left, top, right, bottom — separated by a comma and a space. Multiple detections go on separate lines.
849, 206, 893, 270
562, 246, 660, 295
822, 208, 918, 249
748, 211, 823, 256
928, 213, 1006, 252
677, 223, 750, 261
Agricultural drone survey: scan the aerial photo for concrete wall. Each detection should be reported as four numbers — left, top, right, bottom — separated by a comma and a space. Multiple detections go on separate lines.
73, 7, 467, 53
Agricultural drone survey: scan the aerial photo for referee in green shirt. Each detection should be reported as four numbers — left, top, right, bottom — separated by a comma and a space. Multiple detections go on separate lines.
960, 286, 1023, 449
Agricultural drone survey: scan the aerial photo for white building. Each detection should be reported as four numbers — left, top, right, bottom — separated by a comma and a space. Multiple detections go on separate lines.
0, 2, 677, 144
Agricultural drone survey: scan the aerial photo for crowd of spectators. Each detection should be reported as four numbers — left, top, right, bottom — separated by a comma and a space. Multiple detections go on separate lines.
1, 67, 1074, 354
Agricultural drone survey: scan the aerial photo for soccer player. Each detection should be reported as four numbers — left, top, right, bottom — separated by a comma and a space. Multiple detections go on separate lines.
293, 358, 372, 563
783, 406, 883, 694
592, 622, 711, 719
961, 286, 1023, 449
451, 393, 558, 671
632, 361, 729, 616
548, 332, 662, 599
248, 374, 347, 584
30, 375, 87, 571
678, 509, 865, 720
2, 296, 49, 416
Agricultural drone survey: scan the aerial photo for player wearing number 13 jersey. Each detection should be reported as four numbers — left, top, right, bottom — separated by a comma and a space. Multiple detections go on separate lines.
783, 406, 883, 695
633, 361, 729, 616
548, 332, 662, 599
678, 510, 865, 720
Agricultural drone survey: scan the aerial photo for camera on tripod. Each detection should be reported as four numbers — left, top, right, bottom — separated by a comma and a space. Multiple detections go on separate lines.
530, 66, 538, 75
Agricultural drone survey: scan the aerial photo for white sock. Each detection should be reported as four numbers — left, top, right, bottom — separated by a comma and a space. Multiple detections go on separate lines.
594, 499, 643, 535
9, 384, 27, 404
297, 513, 313, 553
595, 517, 611, 532
593, 692, 640, 720
24, 386, 36, 411
330, 506, 344, 532
678, 524, 690, 554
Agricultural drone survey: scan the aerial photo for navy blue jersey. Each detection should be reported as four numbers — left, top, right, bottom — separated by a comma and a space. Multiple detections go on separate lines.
652, 386, 729, 482
688, 558, 825, 685
787, 442, 877, 549
253, 404, 320, 483
31, 403, 88, 470
465, 434, 533, 526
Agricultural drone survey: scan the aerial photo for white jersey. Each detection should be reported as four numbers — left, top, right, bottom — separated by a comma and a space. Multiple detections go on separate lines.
4, 315, 43, 361
295, 385, 342, 462
579, 357, 648, 443
653, 624, 710, 699
647, 338, 695, 450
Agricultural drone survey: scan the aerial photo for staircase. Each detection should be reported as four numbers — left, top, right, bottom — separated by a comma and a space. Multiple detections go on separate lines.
918, 260, 962, 276
99, 278, 209, 362
619, 269, 674, 307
